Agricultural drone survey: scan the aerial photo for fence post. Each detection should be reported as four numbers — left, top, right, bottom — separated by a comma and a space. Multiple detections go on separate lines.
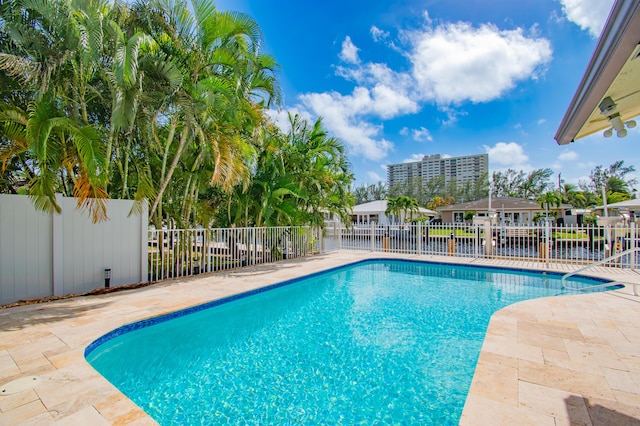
447, 231, 456, 256
371, 222, 375, 252
631, 221, 637, 269
337, 223, 342, 250
474, 224, 479, 259
545, 220, 551, 268
416, 222, 422, 255
485, 221, 493, 257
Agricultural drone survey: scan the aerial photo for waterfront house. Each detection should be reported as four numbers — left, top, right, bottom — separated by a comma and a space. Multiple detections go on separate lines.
436, 197, 569, 225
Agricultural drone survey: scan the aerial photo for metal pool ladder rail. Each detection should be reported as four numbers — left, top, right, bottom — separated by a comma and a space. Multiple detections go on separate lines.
561, 247, 640, 295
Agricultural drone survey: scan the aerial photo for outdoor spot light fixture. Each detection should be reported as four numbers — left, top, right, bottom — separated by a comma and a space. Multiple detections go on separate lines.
599, 97, 637, 138
104, 268, 111, 288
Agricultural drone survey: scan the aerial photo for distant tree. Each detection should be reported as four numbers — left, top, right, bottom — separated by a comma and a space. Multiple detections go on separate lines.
521, 169, 554, 199
584, 161, 636, 195
352, 181, 387, 204
536, 191, 562, 218
427, 195, 454, 210
491, 169, 526, 197
385, 197, 400, 224
492, 168, 552, 199
385, 195, 419, 224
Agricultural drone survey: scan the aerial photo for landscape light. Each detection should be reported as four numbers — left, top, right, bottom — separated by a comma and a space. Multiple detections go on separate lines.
104, 268, 111, 288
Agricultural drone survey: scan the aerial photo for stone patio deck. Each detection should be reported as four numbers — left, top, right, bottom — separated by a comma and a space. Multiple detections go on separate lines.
1, 251, 639, 425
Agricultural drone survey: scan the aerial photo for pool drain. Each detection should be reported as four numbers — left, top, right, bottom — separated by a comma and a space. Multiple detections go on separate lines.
0, 376, 39, 395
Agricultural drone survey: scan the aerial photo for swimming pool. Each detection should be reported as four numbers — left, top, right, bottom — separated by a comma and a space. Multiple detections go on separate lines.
85, 259, 617, 424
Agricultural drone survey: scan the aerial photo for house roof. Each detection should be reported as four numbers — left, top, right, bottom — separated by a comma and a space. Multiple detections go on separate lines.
591, 198, 640, 210
352, 200, 388, 214
555, 0, 640, 145
437, 197, 564, 212
352, 200, 436, 216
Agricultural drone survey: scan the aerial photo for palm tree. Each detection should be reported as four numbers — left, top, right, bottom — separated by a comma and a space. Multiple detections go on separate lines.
0, 0, 111, 221
536, 191, 562, 219
386, 195, 419, 224
224, 114, 353, 228
385, 197, 400, 225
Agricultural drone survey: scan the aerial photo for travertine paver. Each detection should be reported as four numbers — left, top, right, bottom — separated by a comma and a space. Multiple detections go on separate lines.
0, 251, 638, 425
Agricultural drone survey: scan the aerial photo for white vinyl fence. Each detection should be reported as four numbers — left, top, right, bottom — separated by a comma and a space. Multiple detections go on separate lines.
0, 194, 148, 305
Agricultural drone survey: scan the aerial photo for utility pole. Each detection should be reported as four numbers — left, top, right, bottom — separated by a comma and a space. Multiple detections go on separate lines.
558, 173, 562, 191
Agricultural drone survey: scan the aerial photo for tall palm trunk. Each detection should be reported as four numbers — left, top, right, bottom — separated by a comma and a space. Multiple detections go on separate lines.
150, 125, 190, 218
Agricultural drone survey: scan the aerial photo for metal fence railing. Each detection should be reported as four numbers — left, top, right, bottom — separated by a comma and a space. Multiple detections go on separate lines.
327, 222, 640, 269
148, 226, 321, 282
147, 222, 639, 283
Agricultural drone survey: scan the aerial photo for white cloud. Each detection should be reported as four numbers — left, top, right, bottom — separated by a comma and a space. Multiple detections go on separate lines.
367, 171, 382, 181
399, 127, 409, 136
559, 0, 615, 38
339, 36, 360, 64
370, 85, 419, 118
336, 62, 413, 91
296, 14, 552, 164
483, 141, 532, 171
403, 153, 426, 163
265, 108, 313, 133
300, 91, 393, 160
370, 26, 390, 42
408, 22, 552, 104
439, 106, 468, 126
412, 127, 433, 142
558, 150, 579, 161
537, 118, 547, 125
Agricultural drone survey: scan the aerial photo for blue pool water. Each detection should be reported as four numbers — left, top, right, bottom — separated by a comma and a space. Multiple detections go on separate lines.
85, 260, 616, 425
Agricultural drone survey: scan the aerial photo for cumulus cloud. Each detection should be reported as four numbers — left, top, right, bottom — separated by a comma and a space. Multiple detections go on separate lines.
367, 171, 382, 181
412, 127, 433, 142
483, 142, 532, 171
399, 127, 409, 136
558, 150, 579, 161
265, 108, 313, 133
559, 0, 615, 38
403, 153, 426, 163
409, 22, 552, 104
537, 118, 546, 125
300, 91, 394, 160
370, 26, 390, 42
339, 36, 360, 64
296, 13, 552, 164
439, 106, 468, 126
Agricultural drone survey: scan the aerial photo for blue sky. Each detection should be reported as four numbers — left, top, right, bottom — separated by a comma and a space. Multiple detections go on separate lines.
216, 0, 639, 189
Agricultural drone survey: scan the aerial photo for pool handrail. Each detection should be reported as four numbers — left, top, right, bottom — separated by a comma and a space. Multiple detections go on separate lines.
561, 246, 640, 295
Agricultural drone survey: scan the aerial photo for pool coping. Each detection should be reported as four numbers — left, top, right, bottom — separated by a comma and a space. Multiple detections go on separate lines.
1, 251, 639, 425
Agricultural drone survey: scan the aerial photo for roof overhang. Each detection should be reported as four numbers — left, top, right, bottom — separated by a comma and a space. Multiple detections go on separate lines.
555, 0, 640, 145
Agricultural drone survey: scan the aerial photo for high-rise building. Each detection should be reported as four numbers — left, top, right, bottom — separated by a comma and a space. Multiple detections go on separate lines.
387, 153, 488, 189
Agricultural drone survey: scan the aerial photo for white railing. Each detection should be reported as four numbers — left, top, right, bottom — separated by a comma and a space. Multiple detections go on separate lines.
334, 221, 639, 268
561, 247, 640, 294
148, 226, 321, 282
147, 222, 639, 283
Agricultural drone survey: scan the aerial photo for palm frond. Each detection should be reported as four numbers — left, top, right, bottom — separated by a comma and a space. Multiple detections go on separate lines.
73, 174, 109, 223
